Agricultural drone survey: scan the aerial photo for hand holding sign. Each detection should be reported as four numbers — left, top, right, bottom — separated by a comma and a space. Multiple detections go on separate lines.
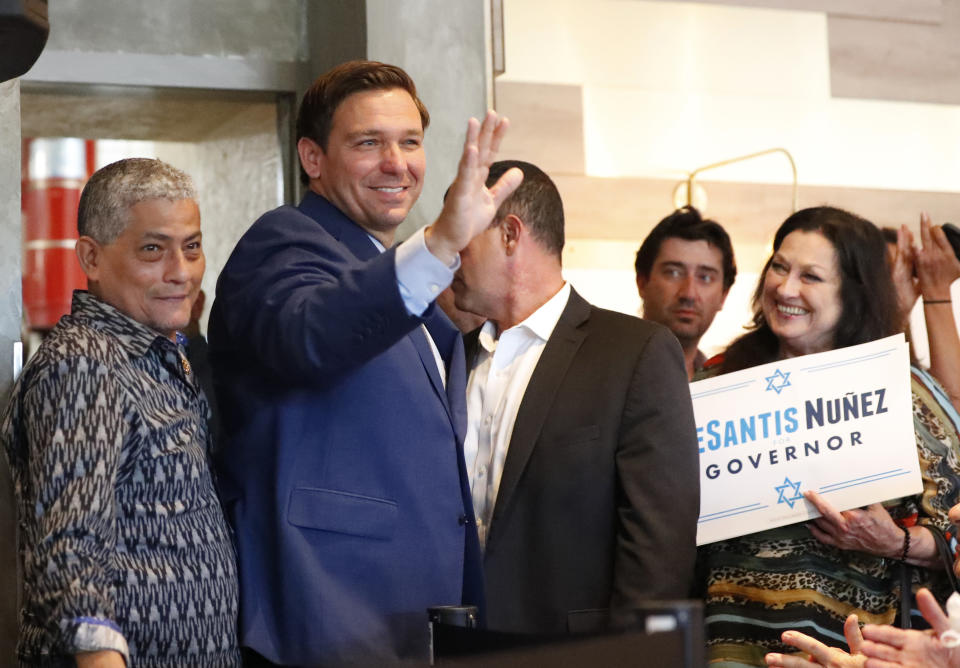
803, 491, 903, 559
693, 335, 920, 545
803, 490, 940, 569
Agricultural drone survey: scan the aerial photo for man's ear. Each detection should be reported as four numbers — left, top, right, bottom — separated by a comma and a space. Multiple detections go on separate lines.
75, 236, 102, 282
297, 137, 325, 182
636, 274, 647, 298
501, 214, 522, 255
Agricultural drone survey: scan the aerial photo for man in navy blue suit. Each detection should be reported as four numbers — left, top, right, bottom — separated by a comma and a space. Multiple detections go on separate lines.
209, 60, 522, 666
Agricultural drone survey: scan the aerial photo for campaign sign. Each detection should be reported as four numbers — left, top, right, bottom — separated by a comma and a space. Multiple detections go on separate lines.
692, 334, 919, 545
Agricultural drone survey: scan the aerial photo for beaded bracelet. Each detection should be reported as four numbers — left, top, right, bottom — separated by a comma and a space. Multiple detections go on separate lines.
899, 525, 911, 562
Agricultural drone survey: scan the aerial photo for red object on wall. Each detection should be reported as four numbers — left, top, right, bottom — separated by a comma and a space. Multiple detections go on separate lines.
21, 138, 93, 330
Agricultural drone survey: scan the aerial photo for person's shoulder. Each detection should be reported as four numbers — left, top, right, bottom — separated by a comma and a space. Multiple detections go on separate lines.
17, 318, 127, 392
573, 304, 687, 373
246, 203, 317, 237
229, 201, 344, 262
909, 364, 955, 413
585, 303, 673, 340
40, 316, 125, 362
703, 353, 725, 370
688, 354, 725, 382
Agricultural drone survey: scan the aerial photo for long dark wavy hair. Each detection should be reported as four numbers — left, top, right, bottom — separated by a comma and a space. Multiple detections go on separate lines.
720, 206, 899, 373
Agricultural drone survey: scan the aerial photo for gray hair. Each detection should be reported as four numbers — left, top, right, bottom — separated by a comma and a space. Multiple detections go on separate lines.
77, 158, 197, 243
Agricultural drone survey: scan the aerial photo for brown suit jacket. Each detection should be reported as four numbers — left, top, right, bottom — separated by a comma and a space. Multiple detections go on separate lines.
465, 288, 700, 634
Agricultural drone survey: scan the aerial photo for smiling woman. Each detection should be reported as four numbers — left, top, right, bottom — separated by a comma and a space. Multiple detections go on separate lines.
697, 207, 960, 667
717, 208, 899, 373
761, 231, 843, 358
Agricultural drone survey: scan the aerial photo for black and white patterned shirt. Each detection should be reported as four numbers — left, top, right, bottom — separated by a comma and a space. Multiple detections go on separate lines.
2, 291, 240, 667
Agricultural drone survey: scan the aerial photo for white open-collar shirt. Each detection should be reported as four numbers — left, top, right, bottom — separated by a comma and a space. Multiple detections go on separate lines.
464, 282, 571, 548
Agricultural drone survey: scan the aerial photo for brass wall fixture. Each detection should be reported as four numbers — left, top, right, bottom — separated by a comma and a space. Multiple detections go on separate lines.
674, 147, 799, 213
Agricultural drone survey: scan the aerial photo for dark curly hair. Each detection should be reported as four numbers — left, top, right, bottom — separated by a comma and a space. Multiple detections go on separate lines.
635, 206, 737, 292
720, 206, 898, 373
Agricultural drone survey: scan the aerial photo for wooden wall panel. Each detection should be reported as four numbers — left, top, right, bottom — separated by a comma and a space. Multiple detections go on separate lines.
667, 0, 943, 24
829, 4, 960, 104
556, 173, 960, 245
494, 80, 585, 175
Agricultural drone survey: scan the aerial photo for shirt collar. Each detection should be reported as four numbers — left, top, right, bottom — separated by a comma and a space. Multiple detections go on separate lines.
478, 282, 571, 352
71, 290, 174, 358
367, 233, 386, 253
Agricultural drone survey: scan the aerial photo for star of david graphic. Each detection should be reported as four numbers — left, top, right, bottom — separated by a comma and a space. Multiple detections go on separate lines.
765, 368, 791, 394
775, 477, 803, 509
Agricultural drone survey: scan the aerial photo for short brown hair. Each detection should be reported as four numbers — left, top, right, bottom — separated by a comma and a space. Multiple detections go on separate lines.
296, 60, 430, 185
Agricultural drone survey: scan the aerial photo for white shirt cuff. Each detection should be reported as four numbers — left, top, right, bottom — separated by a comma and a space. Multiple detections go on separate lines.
395, 227, 460, 316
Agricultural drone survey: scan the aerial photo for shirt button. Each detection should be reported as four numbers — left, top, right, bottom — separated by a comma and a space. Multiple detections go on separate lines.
478, 468, 486, 478
429, 283, 440, 294
484, 416, 492, 425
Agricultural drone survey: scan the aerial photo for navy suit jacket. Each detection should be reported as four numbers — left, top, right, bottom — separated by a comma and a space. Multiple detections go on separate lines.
209, 192, 483, 666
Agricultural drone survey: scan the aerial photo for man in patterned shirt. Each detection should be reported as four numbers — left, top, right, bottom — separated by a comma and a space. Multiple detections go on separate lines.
1, 158, 240, 667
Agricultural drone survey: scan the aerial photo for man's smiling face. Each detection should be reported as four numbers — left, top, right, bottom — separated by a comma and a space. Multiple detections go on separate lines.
312, 87, 425, 241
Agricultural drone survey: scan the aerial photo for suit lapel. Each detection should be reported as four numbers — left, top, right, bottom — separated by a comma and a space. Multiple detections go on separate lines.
413, 313, 456, 417
490, 290, 591, 528
437, 320, 468, 441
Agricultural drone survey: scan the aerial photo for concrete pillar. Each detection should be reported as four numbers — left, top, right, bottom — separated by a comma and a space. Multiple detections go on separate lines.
366, 0, 490, 239
305, 0, 491, 239
0, 78, 22, 666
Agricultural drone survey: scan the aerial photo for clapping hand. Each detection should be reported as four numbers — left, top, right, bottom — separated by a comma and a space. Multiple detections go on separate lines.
915, 212, 960, 303
765, 615, 866, 667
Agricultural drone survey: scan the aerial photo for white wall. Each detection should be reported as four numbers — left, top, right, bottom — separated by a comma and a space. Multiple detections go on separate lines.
503, 0, 960, 359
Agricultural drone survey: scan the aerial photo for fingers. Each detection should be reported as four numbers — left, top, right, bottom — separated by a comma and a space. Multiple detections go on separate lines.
901, 224, 915, 248
861, 625, 906, 650
948, 503, 960, 527
461, 117, 481, 161
807, 520, 837, 546
862, 648, 900, 668
804, 491, 846, 527
476, 110, 498, 161
896, 226, 916, 267
474, 110, 510, 165
455, 112, 511, 193
920, 211, 933, 248
845, 614, 864, 655
487, 167, 524, 210
453, 118, 482, 187
487, 115, 510, 159
930, 224, 955, 257
764, 652, 818, 667
917, 588, 951, 635
860, 639, 902, 664
780, 629, 838, 662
